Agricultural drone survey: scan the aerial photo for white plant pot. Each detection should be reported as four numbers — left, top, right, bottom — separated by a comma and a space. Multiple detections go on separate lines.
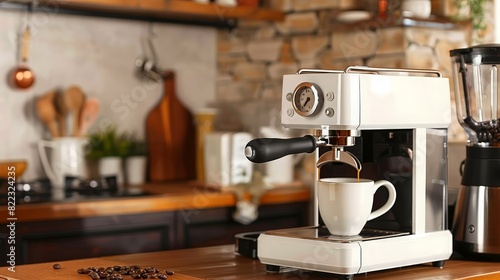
98, 156, 124, 187
125, 156, 147, 185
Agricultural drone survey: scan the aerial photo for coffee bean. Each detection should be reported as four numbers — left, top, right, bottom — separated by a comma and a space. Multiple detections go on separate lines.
157, 273, 168, 279
166, 271, 174, 275
145, 267, 155, 273
89, 271, 100, 280
52, 263, 61, 269
108, 275, 123, 280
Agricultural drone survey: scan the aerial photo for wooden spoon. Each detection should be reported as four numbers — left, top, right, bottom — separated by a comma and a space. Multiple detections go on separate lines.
36, 91, 59, 138
53, 91, 68, 137
64, 85, 86, 137
78, 98, 100, 137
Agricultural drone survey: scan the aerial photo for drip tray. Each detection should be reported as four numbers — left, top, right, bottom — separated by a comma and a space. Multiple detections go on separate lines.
265, 226, 409, 243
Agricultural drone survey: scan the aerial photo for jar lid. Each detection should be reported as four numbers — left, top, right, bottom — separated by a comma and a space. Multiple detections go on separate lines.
450, 44, 500, 64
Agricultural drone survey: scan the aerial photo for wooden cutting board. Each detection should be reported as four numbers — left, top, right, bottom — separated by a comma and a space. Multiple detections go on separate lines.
146, 71, 196, 182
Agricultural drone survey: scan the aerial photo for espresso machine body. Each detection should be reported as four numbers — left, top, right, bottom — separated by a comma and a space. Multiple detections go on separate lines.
450, 45, 500, 258
318, 129, 447, 233
245, 67, 453, 278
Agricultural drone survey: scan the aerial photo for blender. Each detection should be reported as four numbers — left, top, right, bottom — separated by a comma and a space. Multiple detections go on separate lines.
450, 45, 500, 258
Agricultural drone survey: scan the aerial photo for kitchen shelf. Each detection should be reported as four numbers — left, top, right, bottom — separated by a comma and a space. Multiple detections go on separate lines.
34, 0, 285, 26
329, 13, 466, 31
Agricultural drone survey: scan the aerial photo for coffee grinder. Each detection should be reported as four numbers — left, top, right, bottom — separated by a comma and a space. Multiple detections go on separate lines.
245, 66, 453, 279
450, 45, 500, 258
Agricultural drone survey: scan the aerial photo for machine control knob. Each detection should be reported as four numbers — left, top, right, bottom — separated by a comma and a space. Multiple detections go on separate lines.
325, 91, 335, 101
325, 107, 335, 117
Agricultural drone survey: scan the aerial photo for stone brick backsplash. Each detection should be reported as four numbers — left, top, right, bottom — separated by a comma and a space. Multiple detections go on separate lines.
215, 0, 490, 142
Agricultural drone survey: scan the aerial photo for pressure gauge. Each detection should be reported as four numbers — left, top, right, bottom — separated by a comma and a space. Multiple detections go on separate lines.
292, 82, 323, 117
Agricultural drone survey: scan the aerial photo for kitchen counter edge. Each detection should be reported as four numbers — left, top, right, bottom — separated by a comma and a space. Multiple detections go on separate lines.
1, 181, 311, 222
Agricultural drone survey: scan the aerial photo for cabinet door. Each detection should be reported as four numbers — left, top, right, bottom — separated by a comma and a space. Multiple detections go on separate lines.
176, 202, 309, 248
2, 211, 175, 264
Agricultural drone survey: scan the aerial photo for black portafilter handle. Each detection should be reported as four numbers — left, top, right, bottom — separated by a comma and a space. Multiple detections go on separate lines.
245, 135, 317, 163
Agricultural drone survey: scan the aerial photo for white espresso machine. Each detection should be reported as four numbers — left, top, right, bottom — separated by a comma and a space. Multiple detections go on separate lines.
245, 66, 453, 279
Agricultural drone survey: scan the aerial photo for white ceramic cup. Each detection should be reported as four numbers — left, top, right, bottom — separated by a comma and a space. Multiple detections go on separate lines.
318, 178, 396, 236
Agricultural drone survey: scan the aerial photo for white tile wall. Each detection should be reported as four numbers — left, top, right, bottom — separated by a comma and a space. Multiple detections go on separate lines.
0, 9, 216, 181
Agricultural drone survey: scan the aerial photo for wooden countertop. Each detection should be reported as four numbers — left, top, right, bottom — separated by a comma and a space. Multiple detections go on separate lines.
1, 181, 311, 222
1, 245, 500, 279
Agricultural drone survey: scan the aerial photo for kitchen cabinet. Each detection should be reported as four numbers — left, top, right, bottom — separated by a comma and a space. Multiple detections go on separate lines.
7, 211, 176, 264
0, 182, 311, 264
32, 0, 284, 26
0, 201, 309, 264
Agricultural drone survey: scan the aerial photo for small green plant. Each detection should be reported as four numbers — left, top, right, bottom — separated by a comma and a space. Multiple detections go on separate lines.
455, 0, 490, 31
86, 126, 132, 159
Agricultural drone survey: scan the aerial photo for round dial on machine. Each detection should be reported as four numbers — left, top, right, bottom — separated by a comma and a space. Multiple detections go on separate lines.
292, 82, 323, 116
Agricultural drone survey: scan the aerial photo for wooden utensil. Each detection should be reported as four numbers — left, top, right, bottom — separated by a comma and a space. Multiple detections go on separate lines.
64, 85, 86, 137
36, 90, 59, 138
54, 91, 68, 137
146, 71, 196, 182
78, 97, 100, 137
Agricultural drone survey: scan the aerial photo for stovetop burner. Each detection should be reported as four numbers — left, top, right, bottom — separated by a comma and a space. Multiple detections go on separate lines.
0, 176, 149, 204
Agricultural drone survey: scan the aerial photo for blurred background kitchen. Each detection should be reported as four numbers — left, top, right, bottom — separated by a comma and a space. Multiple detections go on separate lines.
0, 0, 498, 265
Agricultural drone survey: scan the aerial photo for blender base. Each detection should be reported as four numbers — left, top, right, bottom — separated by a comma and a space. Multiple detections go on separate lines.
453, 184, 500, 260
455, 240, 500, 261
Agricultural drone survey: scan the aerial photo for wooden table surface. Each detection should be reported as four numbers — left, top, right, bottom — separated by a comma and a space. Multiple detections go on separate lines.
1, 245, 500, 280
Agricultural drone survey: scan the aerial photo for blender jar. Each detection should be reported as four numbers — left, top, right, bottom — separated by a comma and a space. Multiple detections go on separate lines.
450, 45, 500, 145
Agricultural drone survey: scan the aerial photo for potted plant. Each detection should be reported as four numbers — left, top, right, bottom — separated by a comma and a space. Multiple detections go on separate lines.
87, 126, 132, 187
454, 0, 491, 43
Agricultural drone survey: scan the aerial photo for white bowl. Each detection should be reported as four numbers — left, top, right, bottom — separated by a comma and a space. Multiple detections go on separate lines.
401, 0, 431, 18
337, 11, 372, 23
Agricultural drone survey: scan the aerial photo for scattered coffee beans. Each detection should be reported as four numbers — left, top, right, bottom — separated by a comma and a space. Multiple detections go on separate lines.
52, 263, 61, 269
76, 265, 174, 280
